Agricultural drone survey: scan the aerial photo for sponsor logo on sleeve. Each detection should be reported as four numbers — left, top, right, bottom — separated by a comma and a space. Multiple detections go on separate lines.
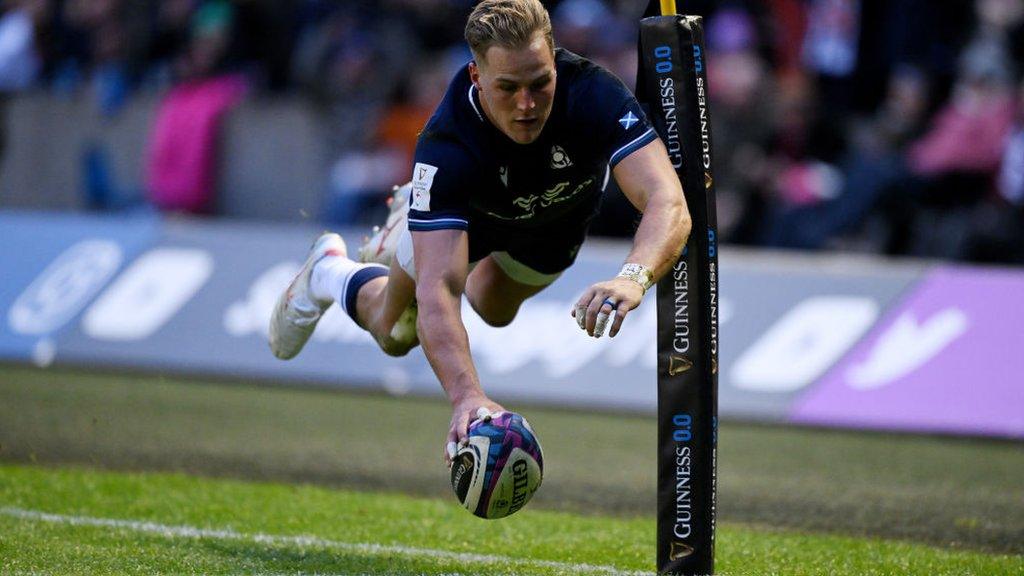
411, 163, 438, 211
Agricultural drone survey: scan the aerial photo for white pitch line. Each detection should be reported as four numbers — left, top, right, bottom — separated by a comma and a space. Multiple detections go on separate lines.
1, 507, 652, 576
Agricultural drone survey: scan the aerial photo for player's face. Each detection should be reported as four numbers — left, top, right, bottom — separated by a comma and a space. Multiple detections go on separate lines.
470, 33, 556, 145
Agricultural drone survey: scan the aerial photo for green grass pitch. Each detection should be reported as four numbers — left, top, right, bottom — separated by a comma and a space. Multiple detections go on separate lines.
1, 365, 1022, 574
2, 464, 1022, 575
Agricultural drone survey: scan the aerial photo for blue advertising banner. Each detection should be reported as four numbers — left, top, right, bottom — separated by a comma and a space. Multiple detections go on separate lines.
0, 211, 158, 362
35, 213, 919, 417
9, 210, 1018, 437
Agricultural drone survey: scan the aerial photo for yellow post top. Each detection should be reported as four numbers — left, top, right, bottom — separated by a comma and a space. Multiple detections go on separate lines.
660, 0, 677, 16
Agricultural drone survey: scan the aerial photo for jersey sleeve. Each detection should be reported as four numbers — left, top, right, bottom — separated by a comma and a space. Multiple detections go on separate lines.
407, 136, 475, 232
577, 67, 658, 168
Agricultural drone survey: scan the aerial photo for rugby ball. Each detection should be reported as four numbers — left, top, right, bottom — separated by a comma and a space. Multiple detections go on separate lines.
450, 411, 544, 519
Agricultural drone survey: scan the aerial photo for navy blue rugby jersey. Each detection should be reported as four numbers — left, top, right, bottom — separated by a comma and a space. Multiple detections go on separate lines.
407, 48, 657, 238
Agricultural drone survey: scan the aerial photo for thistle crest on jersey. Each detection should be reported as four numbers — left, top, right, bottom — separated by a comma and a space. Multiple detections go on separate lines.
550, 145, 573, 169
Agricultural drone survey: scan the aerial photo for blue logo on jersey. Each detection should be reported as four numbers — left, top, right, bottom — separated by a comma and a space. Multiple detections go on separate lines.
619, 111, 639, 130
693, 45, 704, 73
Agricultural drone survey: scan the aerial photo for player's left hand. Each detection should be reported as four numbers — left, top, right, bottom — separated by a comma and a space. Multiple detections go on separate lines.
445, 395, 505, 467
571, 277, 645, 338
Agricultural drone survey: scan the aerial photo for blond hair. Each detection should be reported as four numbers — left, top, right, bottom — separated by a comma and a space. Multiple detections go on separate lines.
464, 0, 554, 62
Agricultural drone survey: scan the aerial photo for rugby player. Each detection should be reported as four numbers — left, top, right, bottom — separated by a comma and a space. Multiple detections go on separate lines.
270, 0, 691, 463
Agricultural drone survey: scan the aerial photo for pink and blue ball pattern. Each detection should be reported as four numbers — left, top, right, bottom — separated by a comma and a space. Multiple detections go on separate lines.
469, 411, 543, 516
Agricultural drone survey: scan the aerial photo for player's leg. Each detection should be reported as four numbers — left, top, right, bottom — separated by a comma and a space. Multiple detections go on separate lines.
465, 223, 589, 326
350, 257, 419, 356
269, 184, 419, 360
270, 231, 392, 360
464, 222, 585, 326
464, 254, 556, 327
293, 244, 418, 357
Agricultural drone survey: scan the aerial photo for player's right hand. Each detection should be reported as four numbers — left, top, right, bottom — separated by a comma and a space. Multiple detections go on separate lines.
572, 276, 646, 338
445, 394, 505, 466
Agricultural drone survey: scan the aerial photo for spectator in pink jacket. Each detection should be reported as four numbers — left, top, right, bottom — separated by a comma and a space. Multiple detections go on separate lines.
145, 0, 247, 214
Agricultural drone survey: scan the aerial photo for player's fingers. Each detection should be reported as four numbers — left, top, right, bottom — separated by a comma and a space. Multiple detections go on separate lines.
593, 310, 610, 337
445, 441, 457, 466
593, 298, 617, 338
573, 289, 597, 330
444, 425, 459, 464
609, 307, 630, 338
585, 294, 602, 334
573, 291, 593, 315
588, 296, 616, 337
456, 412, 471, 446
574, 301, 588, 330
474, 406, 492, 423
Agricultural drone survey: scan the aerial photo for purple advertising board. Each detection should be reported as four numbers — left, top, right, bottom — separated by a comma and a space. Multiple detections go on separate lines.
790, 266, 1024, 439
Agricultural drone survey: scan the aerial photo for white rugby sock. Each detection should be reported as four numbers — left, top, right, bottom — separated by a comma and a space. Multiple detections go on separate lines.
311, 256, 389, 320
310, 255, 357, 306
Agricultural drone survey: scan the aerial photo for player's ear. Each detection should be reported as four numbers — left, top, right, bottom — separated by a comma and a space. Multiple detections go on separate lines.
468, 61, 481, 89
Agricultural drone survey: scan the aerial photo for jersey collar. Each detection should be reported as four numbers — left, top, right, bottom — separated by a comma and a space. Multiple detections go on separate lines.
468, 84, 485, 123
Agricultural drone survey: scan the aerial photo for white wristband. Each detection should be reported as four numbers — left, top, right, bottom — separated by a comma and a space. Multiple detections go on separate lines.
617, 263, 654, 291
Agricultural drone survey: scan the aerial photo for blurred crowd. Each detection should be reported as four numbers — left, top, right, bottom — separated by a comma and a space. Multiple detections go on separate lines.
1, 0, 1022, 263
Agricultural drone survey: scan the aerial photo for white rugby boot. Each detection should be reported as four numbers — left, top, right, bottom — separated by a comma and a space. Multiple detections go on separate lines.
359, 183, 419, 350
269, 232, 347, 360
358, 182, 410, 266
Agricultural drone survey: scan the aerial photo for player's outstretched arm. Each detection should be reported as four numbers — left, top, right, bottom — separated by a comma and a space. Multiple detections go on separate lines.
573, 138, 691, 337
412, 229, 505, 464
616, 137, 691, 277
